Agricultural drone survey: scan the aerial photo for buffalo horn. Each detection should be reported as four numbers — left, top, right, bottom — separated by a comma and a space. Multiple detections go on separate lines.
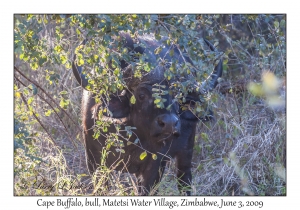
201, 39, 223, 92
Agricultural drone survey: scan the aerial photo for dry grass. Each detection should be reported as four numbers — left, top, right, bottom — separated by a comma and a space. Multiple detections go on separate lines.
150, 90, 286, 196
14, 83, 286, 196
190, 91, 286, 196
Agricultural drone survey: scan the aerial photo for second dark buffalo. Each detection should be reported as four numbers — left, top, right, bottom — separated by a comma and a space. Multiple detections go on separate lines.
72, 33, 222, 195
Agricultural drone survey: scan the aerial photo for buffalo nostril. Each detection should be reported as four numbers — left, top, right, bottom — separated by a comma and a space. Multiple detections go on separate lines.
155, 114, 180, 136
157, 118, 165, 127
173, 130, 180, 137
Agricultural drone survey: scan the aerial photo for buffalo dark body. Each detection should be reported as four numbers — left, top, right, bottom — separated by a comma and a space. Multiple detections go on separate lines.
72, 33, 222, 195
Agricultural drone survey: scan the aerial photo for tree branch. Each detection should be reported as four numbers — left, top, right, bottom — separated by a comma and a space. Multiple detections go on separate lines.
14, 75, 78, 150
18, 89, 58, 148
14, 66, 82, 133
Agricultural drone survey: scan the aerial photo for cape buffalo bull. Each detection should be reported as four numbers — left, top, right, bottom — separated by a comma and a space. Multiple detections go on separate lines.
72, 33, 222, 195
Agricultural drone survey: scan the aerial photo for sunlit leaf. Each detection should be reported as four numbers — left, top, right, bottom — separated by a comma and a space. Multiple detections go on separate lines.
30, 62, 39, 70
78, 59, 84, 66
248, 82, 263, 96
280, 19, 286, 28
140, 151, 147, 160
45, 110, 52, 117
154, 46, 162, 55
15, 92, 21, 98
60, 54, 67, 64
152, 153, 157, 160
130, 95, 136, 104
27, 97, 34, 105
262, 71, 280, 92
65, 62, 71, 69
154, 98, 161, 104
29, 84, 38, 95
60, 91, 68, 95
54, 45, 62, 53
200, 133, 209, 142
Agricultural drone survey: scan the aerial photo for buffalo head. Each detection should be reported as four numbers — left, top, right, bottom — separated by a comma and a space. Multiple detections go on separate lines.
72, 32, 222, 195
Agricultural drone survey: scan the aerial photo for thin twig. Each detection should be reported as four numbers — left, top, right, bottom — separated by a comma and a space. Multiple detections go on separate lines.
14, 66, 82, 133
19, 90, 58, 147
14, 75, 78, 150
232, 90, 242, 124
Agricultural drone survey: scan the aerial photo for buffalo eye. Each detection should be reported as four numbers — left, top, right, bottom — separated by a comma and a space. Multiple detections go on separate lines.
139, 94, 145, 100
189, 100, 196, 108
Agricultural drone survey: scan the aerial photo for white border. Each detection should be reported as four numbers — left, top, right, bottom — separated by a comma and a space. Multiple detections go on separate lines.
3, 0, 298, 209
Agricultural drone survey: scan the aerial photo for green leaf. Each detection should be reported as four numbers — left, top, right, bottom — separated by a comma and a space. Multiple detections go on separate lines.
166, 104, 172, 111
27, 97, 34, 105
206, 20, 212, 25
144, 63, 151, 72
114, 68, 120, 76
155, 32, 161, 40
19, 53, 24, 60
169, 49, 174, 57
200, 133, 209, 142
102, 126, 108, 132
130, 95, 136, 104
248, 82, 263, 96
154, 46, 162, 55
29, 84, 38, 95
45, 110, 52, 117
27, 14, 33, 21
156, 102, 165, 108
154, 98, 161, 104
190, 22, 196, 30
59, 99, 65, 108
152, 153, 157, 160
78, 59, 84, 66
140, 151, 147, 160
60, 54, 67, 64
122, 48, 128, 54
59, 98, 69, 109
127, 130, 132, 138
38, 56, 47, 66
280, 19, 286, 28
65, 62, 71, 69
30, 62, 39, 70
60, 91, 68, 95
54, 45, 62, 53
196, 106, 202, 113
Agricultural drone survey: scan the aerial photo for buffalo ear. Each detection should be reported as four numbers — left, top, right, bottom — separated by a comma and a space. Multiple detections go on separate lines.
91, 95, 130, 120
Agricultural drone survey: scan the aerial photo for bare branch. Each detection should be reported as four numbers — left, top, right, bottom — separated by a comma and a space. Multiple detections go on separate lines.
14, 66, 82, 133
